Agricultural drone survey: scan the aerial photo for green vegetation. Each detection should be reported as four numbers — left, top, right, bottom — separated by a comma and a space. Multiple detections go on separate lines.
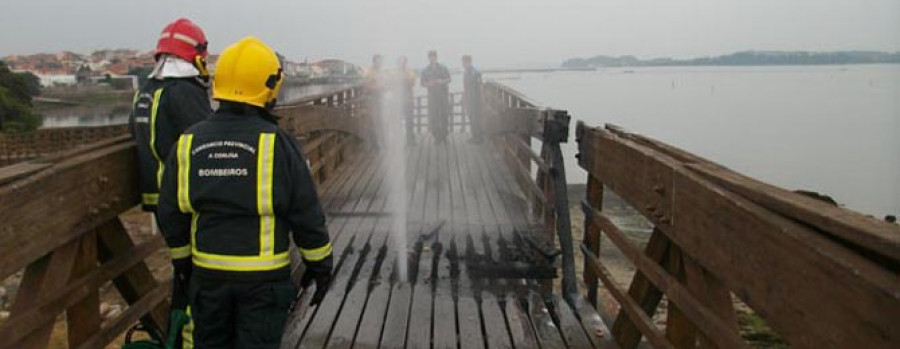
562, 50, 900, 68
0, 61, 42, 132
736, 308, 789, 348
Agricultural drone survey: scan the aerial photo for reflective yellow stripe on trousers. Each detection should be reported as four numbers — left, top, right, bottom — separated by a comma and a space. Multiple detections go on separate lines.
257, 133, 277, 257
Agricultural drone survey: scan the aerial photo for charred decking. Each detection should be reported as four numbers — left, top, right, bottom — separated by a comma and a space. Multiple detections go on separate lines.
282, 132, 603, 349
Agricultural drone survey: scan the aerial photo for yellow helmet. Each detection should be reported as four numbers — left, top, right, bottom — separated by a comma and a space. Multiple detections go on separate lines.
213, 36, 283, 108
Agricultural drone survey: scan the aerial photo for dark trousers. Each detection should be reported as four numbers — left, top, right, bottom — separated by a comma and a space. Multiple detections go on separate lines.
466, 100, 483, 140
188, 275, 297, 349
427, 92, 450, 141
404, 101, 416, 143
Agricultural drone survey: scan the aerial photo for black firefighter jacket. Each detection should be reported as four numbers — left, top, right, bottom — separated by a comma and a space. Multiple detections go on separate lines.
157, 106, 332, 281
130, 77, 211, 212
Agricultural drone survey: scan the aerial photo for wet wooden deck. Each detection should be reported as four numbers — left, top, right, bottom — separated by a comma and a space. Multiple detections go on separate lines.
282, 132, 604, 348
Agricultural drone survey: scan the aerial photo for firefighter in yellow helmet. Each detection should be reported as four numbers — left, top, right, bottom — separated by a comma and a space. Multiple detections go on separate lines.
157, 37, 333, 348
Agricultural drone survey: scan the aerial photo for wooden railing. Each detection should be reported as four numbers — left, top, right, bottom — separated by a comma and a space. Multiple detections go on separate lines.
0, 84, 368, 348
483, 81, 579, 299
0, 124, 128, 166
0, 135, 169, 349
576, 122, 900, 348
411, 92, 467, 133
275, 84, 367, 187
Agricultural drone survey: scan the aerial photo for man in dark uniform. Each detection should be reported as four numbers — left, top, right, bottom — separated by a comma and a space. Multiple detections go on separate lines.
157, 36, 333, 348
129, 17, 211, 346
396, 56, 417, 145
461, 55, 484, 144
131, 18, 212, 214
420, 50, 451, 143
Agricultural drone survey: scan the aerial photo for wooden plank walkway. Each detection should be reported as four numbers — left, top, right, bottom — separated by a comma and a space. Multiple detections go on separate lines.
282, 132, 603, 348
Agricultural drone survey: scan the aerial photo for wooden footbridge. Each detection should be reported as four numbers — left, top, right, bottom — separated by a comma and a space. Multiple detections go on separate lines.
0, 81, 898, 349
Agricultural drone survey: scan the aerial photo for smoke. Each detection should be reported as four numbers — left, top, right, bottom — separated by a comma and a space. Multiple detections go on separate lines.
373, 65, 411, 282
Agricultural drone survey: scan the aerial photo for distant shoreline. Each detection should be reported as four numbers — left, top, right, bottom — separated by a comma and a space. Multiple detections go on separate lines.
562, 50, 900, 69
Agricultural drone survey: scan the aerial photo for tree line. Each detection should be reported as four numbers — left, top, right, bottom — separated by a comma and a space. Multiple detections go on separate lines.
562, 50, 900, 68
0, 61, 42, 132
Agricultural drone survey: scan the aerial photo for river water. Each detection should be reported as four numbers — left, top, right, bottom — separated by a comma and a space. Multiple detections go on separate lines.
38, 84, 352, 129
487, 64, 900, 218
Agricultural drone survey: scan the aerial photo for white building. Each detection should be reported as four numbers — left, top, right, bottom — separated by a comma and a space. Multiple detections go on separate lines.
37, 74, 78, 87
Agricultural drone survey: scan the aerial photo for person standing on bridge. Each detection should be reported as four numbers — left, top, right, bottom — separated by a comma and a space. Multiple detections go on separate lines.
421, 50, 452, 143
157, 37, 333, 348
461, 55, 484, 144
364, 54, 385, 143
128, 17, 212, 347
395, 56, 417, 145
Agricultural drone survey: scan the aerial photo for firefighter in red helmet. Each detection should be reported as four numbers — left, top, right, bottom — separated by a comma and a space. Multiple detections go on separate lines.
128, 17, 212, 348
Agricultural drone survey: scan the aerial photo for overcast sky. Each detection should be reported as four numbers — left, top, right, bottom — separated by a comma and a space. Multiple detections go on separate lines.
2, 0, 898, 68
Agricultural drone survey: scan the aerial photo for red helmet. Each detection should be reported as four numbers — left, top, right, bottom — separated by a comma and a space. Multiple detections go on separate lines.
156, 18, 208, 61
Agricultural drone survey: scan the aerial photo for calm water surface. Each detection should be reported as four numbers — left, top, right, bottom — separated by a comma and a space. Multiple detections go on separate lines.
491, 65, 900, 218
38, 84, 347, 128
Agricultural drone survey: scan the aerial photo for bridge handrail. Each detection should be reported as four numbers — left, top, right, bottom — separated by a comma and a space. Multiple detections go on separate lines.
0, 124, 128, 166
482, 82, 579, 301
278, 83, 363, 107
576, 122, 900, 348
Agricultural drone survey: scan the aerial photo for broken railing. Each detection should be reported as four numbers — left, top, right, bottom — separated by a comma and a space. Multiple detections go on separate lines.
576, 122, 900, 348
483, 81, 579, 300
0, 84, 369, 348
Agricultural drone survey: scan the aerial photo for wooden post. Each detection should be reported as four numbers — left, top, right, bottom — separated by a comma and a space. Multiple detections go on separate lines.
584, 174, 604, 308
97, 219, 169, 341
545, 110, 577, 301
66, 231, 101, 347
6, 239, 80, 348
611, 229, 671, 349
664, 245, 699, 348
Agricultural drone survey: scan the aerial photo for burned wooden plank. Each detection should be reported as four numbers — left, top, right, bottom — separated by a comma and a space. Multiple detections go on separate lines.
284, 217, 358, 346
504, 295, 540, 349
527, 292, 566, 349
301, 202, 384, 347
326, 218, 391, 348
432, 292, 457, 349
571, 296, 617, 349
481, 291, 513, 349
406, 224, 438, 348
457, 296, 486, 349
380, 283, 412, 349
552, 297, 595, 349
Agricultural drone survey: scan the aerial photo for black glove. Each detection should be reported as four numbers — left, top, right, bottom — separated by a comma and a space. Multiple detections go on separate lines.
300, 255, 333, 306
171, 258, 192, 310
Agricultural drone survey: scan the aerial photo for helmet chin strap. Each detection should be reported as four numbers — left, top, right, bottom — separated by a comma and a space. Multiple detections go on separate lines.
194, 56, 210, 79
264, 97, 278, 110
